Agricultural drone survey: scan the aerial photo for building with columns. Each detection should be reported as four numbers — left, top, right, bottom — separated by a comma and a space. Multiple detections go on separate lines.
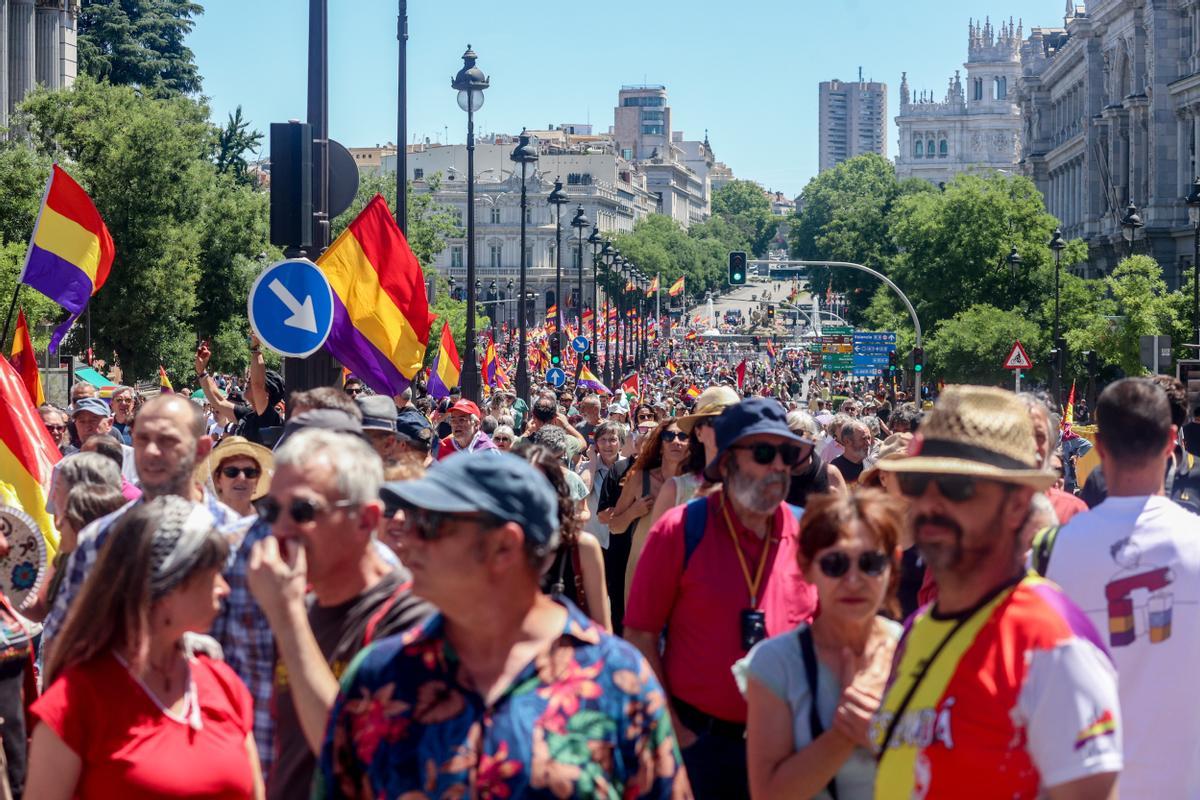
895, 17, 1023, 185
1, 1, 77, 129
1016, 0, 1200, 284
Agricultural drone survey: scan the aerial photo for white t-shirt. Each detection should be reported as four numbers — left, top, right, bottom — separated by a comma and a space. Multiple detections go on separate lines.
1049, 494, 1200, 799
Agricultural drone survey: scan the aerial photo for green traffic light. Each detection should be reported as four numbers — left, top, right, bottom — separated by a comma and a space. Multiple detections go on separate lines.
551, 356, 560, 365
914, 364, 923, 373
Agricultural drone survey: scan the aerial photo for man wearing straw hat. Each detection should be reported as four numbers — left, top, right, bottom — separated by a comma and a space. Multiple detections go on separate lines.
872, 386, 1122, 799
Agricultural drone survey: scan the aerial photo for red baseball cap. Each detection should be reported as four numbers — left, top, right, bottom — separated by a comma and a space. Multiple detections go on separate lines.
449, 399, 481, 419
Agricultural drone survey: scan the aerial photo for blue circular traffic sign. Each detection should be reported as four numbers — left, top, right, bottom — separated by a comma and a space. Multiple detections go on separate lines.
571, 335, 590, 353
545, 367, 567, 387
248, 259, 335, 358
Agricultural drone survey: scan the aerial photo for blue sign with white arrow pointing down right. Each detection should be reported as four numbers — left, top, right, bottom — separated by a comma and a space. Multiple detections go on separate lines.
248, 259, 335, 358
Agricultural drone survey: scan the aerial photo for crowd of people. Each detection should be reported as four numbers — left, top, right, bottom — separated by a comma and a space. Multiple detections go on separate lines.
4, 334, 1199, 799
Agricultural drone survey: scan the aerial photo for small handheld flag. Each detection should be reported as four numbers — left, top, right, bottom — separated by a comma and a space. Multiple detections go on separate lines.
158, 366, 174, 394
427, 320, 461, 400
668, 276, 685, 297
9, 310, 43, 407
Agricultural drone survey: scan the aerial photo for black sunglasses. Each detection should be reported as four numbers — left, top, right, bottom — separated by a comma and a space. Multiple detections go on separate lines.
345, 387, 363, 395
731, 442, 803, 467
220, 466, 261, 480
255, 496, 356, 524
817, 550, 891, 579
896, 472, 978, 502
660, 430, 687, 443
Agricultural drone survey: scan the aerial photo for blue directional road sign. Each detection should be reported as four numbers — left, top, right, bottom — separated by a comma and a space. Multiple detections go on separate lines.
546, 367, 567, 387
248, 259, 335, 358
571, 336, 590, 353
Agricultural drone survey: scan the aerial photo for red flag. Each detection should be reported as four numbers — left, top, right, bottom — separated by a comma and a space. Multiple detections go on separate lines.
9, 309, 43, 407
736, 360, 747, 391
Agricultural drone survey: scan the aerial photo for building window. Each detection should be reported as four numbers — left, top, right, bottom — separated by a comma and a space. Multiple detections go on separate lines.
621, 148, 633, 160
622, 96, 663, 107
413, 168, 424, 179
913, 138, 923, 158
450, 247, 463, 268
549, 245, 556, 265
525, 245, 532, 266
926, 140, 936, 157
525, 206, 532, 224
451, 208, 463, 226
994, 76, 1007, 99
490, 207, 501, 224
641, 110, 664, 122
973, 78, 983, 101
642, 125, 665, 135
490, 245, 502, 268
567, 173, 593, 186
939, 139, 949, 157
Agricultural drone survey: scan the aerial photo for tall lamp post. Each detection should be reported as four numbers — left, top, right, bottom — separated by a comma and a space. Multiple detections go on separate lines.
600, 242, 615, 384
548, 178, 569, 326
570, 205, 589, 377
510, 131, 538, 398
451, 45, 488, 401
1048, 228, 1066, 403
506, 278, 515, 330
612, 253, 625, 380
587, 224, 602, 347
1186, 177, 1200, 346
1006, 246, 1022, 287
1120, 200, 1143, 258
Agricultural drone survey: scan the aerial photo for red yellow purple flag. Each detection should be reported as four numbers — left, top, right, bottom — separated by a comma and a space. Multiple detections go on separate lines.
9, 310, 43, 407
0, 355, 60, 558
427, 320, 461, 400
20, 165, 116, 352
481, 332, 499, 388
316, 195, 434, 394
158, 365, 174, 394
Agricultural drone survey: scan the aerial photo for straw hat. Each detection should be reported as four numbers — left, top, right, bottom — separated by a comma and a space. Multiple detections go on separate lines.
876, 385, 1056, 489
195, 436, 275, 500
859, 432, 913, 487
676, 385, 741, 434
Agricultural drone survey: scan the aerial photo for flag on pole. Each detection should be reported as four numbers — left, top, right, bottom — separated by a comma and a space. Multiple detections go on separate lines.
20, 165, 116, 352
765, 339, 777, 364
481, 332, 499, 388
1061, 381, 1077, 439
621, 372, 640, 399
582, 308, 594, 326
9, 310, 43, 407
577, 367, 611, 395
685, 331, 697, 341
427, 320, 461, 399
317, 195, 434, 394
0, 355, 61, 559
545, 305, 557, 320
668, 276, 685, 297
158, 365, 174, 394
665, 360, 678, 376
686, 384, 702, 400
646, 275, 659, 297
736, 359, 747, 391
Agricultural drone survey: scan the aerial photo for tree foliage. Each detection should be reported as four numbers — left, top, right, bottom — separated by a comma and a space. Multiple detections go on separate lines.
78, 0, 204, 96
611, 213, 749, 303
710, 180, 777, 257
926, 304, 1044, 386
214, 106, 262, 186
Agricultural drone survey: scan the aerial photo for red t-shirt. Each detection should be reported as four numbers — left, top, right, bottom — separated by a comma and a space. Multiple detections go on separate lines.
1047, 487, 1087, 524
624, 492, 817, 723
30, 653, 255, 799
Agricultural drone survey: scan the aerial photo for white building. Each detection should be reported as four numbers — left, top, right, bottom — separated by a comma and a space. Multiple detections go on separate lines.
819, 75, 888, 171
895, 17, 1023, 185
3, 0, 77, 128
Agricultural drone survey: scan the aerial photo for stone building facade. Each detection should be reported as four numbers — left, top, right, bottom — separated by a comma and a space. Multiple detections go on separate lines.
2, 1, 77, 128
895, 18, 1023, 185
1017, 0, 1200, 284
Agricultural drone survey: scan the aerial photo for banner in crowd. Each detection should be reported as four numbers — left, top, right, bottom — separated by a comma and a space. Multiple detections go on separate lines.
427, 321, 461, 400
10, 310, 43, 407
0, 356, 60, 559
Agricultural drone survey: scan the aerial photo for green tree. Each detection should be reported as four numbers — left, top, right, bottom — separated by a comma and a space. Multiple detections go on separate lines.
78, 0, 204, 95
1094, 256, 1182, 376
214, 106, 262, 186
926, 304, 1044, 386
710, 180, 776, 256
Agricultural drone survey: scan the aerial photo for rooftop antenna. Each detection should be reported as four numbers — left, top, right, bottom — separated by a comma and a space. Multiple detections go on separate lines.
858, 65, 863, 83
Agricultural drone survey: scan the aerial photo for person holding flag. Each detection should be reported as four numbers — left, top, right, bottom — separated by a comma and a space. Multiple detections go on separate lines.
426, 321, 461, 400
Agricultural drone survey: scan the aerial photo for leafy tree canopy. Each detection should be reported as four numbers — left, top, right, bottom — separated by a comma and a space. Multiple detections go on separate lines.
79, 0, 204, 96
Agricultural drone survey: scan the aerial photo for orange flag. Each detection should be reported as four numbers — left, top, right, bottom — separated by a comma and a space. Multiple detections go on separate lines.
9, 309, 43, 407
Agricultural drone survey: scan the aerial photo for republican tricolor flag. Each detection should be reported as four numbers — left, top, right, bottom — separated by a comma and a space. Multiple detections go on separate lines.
0, 356, 60, 559
9, 310, 43, 407
20, 165, 115, 352
427, 320, 461, 399
158, 365, 173, 394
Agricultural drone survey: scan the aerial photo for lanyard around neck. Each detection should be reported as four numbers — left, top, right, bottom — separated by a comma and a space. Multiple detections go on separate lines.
721, 495, 772, 606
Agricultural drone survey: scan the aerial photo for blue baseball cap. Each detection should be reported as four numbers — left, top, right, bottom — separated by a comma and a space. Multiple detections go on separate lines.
380, 451, 560, 547
395, 409, 434, 450
71, 397, 111, 418
704, 397, 811, 481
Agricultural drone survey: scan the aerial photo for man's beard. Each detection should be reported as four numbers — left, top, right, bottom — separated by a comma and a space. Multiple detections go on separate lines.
724, 459, 788, 515
914, 502, 1007, 574
141, 451, 197, 498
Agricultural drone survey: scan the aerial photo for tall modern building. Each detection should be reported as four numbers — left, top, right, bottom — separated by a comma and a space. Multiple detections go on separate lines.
894, 17, 1023, 185
818, 73, 887, 171
2, 0, 78, 128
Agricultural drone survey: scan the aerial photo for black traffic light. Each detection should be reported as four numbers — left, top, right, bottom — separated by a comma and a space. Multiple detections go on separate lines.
766, 305, 775, 322
550, 333, 562, 365
269, 121, 313, 249
888, 349, 898, 373
729, 251, 747, 285
912, 347, 924, 374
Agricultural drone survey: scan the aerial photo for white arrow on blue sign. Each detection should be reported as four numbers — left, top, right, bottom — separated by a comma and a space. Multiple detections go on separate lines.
571, 336, 590, 353
545, 367, 567, 387
248, 259, 335, 358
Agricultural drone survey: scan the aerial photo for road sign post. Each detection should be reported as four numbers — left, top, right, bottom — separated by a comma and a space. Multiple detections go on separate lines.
1003, 341, 1033, 371
545, 367, 567, 388
248, 259, 335, 358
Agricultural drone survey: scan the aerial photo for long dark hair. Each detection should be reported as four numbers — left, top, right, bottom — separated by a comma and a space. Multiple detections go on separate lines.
517, 444, 580, 547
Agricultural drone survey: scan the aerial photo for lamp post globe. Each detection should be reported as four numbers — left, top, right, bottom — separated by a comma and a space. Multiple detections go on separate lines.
1120, 201, 1143, 256
451, 45, 488, 401
510, 130, 538, 398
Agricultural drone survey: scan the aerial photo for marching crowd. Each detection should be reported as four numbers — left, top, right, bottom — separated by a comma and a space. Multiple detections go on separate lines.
5, 335, 1200, 799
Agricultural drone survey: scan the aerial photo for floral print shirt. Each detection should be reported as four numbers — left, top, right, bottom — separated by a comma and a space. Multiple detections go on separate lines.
315, 599, 690, 799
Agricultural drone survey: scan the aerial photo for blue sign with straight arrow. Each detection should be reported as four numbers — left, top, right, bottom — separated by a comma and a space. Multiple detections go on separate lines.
248, 259, 335, 358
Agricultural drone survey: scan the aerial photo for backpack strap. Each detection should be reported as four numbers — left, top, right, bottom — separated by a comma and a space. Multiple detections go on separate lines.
682, 496, 709, 571
1030, 525, 1060, 577
798, 626, 839, 800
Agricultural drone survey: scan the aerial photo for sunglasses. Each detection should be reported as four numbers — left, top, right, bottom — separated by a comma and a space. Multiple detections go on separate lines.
817, 550, 891, 578
400, 507, 500, 542
493, 436, 513, 444
220, 466, 262, 480
730, 442, 803, 467
896, 472, 978, 502
44, 424, 66, 432
255, 496, 356, 524
660, 430, 687, 443
636, 413, 656, 421
345, 387, 363, 396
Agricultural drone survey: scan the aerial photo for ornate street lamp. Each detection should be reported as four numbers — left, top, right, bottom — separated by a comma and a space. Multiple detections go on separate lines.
506, 277, 515, 329
1120, 200, 1143, 258
1185, 177, 1200, 346
548, 178, 569, 332
587, 224, 603, 348
509, 130, 538, 398
451, 45, 488, 401
570, 206, 589, 377
1049, 227, 1066, 404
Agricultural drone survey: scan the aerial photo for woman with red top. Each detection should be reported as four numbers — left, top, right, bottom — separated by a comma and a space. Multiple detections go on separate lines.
26, 496, 264, 799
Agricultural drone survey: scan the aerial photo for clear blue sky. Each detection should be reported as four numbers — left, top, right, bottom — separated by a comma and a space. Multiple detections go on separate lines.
189, 0, 1065, 197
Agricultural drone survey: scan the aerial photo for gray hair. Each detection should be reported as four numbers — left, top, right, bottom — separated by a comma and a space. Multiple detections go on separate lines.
594, 420, 628, 445
1023, 492, 1059, 547
497, 414, 515, 429
861, 415, 881, 438
274, 428, 383, 506
493, 424, 515, 440
786, 410, 821, 441
58, 452, 121, 491
530, 424, 569, 457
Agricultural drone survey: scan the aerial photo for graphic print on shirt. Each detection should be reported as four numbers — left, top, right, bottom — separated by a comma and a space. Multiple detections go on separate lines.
1105, 537, 1174, 647
1074, 707, 1118, 754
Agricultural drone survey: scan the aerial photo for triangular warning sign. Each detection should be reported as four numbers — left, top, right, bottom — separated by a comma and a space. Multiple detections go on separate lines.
1004, 340, 1032, 370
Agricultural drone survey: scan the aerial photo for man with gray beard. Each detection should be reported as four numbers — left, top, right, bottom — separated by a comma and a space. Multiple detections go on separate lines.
625, 398, 818, 800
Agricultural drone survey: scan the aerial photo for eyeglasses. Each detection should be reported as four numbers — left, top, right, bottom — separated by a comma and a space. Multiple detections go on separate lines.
255, 496, 357, 524
400, 507, 500, 542
730, 442, 803, 467
44, 424, 66, 433
493, 436, 513, 444
636, 413, 656, 421
660, 430, 687, 443
345, 387, 363, 396
896, 472, 978, 502
817, 550, 891, 579
220, 466, 262, 480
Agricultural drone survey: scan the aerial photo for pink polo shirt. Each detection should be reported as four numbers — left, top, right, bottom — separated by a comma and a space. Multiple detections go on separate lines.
624, 491, 817, 723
